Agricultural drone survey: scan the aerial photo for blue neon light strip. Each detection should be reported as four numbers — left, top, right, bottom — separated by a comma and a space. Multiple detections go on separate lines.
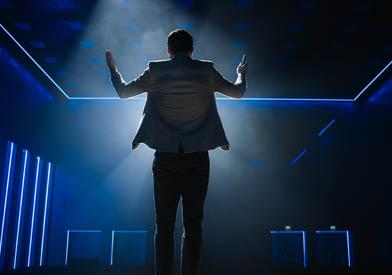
270, 230, 307, 268
64, 230, 70, 265
110, 231, 114, 266
270, 230, 306, 234
113, 230, 148, 233
291, 148, 307, 165
1, 23, 388, 102
0, 24, 69, 99
346, 231, 351, 267
318, 119, 336, 137
353, 60, 392, 101
0, 142, 15, 258
67, 96, 354, 102
302, 231, 307, 268
110, 230, 148, 265
65, 229, 102, 265
39, 162, 52, 266
13, 149, 29, 269
27, 156, 41, 267
315, 230, 352, 267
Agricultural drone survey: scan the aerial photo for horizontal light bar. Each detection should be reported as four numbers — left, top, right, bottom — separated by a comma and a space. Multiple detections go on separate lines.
67, 96, 354, 102
270, 230, 305, 234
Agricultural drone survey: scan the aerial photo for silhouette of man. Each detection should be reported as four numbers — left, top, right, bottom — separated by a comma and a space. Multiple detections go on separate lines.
106, 29, 247, 275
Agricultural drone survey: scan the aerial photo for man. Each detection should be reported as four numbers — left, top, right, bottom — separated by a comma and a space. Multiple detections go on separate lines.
106, 29, 247, 275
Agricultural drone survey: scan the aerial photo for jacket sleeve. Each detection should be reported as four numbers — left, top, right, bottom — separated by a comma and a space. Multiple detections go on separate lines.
210, 64, 247, 99
109, 63, 153, 99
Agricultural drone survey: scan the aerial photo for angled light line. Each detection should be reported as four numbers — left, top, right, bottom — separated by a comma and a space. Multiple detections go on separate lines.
291, 148, 307, 166
27, 156, 41, 267
0, 142, 15, 258
39, 162, 52, 266
318, 119, 336, 137
13, 149, 29, 269
353, 60, 392, 101
0, 24, 69, 99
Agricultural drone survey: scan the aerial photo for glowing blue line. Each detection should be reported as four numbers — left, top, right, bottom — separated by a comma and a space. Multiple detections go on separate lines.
13, 149, 29, 269
67, 229, 101, 233
302, 231, 307, 268
315, 230, 349, 234
113, 230, 148, 233
291, 148, 307, 165
318, 119, 336, 137
65, 230, 70, 265
68, 96, 354, 102
0, 24, 69, 99
27, 156, 41, 267
39, 162, 52, 266
353, 60, 392, 101
270, 230, 306, 234
110, 231, 114, 266
346, 231, 351, 267
0, 142, 15, 258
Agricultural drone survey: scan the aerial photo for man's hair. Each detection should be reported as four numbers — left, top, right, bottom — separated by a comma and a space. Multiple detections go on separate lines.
167, 29, 193, 54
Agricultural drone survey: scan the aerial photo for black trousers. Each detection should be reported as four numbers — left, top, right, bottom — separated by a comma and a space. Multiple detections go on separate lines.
152, 144, 210, 275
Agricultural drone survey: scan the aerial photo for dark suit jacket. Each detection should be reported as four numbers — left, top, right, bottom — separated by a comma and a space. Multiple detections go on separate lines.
110, 53, 246, 153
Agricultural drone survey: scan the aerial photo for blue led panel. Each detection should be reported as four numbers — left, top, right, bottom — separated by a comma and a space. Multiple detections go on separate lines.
110, 230, 148, 267
315, 230, 352, 268
65, 230, 103, 266
271, 230, 307, 268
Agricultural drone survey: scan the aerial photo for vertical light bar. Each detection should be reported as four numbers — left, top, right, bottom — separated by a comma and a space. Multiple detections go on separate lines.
27, 156, 41, 267
0, 142, 15, 259
39, 162, 52, 266
302, 231, 307, 268
12, 149, 30, 269
346, 230, 351, 267
110, 230, 115, 266
65, 230, 70, 266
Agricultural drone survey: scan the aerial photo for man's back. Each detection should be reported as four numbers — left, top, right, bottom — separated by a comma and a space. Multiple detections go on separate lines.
148, 54, 214, 132
109, 52, 247, 152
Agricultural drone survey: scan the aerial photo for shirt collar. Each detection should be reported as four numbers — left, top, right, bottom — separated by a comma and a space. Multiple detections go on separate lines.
171, 52, 191, 60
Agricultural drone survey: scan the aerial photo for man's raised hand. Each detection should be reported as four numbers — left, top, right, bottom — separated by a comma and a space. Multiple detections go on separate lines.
105, 50, 117, 71
237, 54, 248, 75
